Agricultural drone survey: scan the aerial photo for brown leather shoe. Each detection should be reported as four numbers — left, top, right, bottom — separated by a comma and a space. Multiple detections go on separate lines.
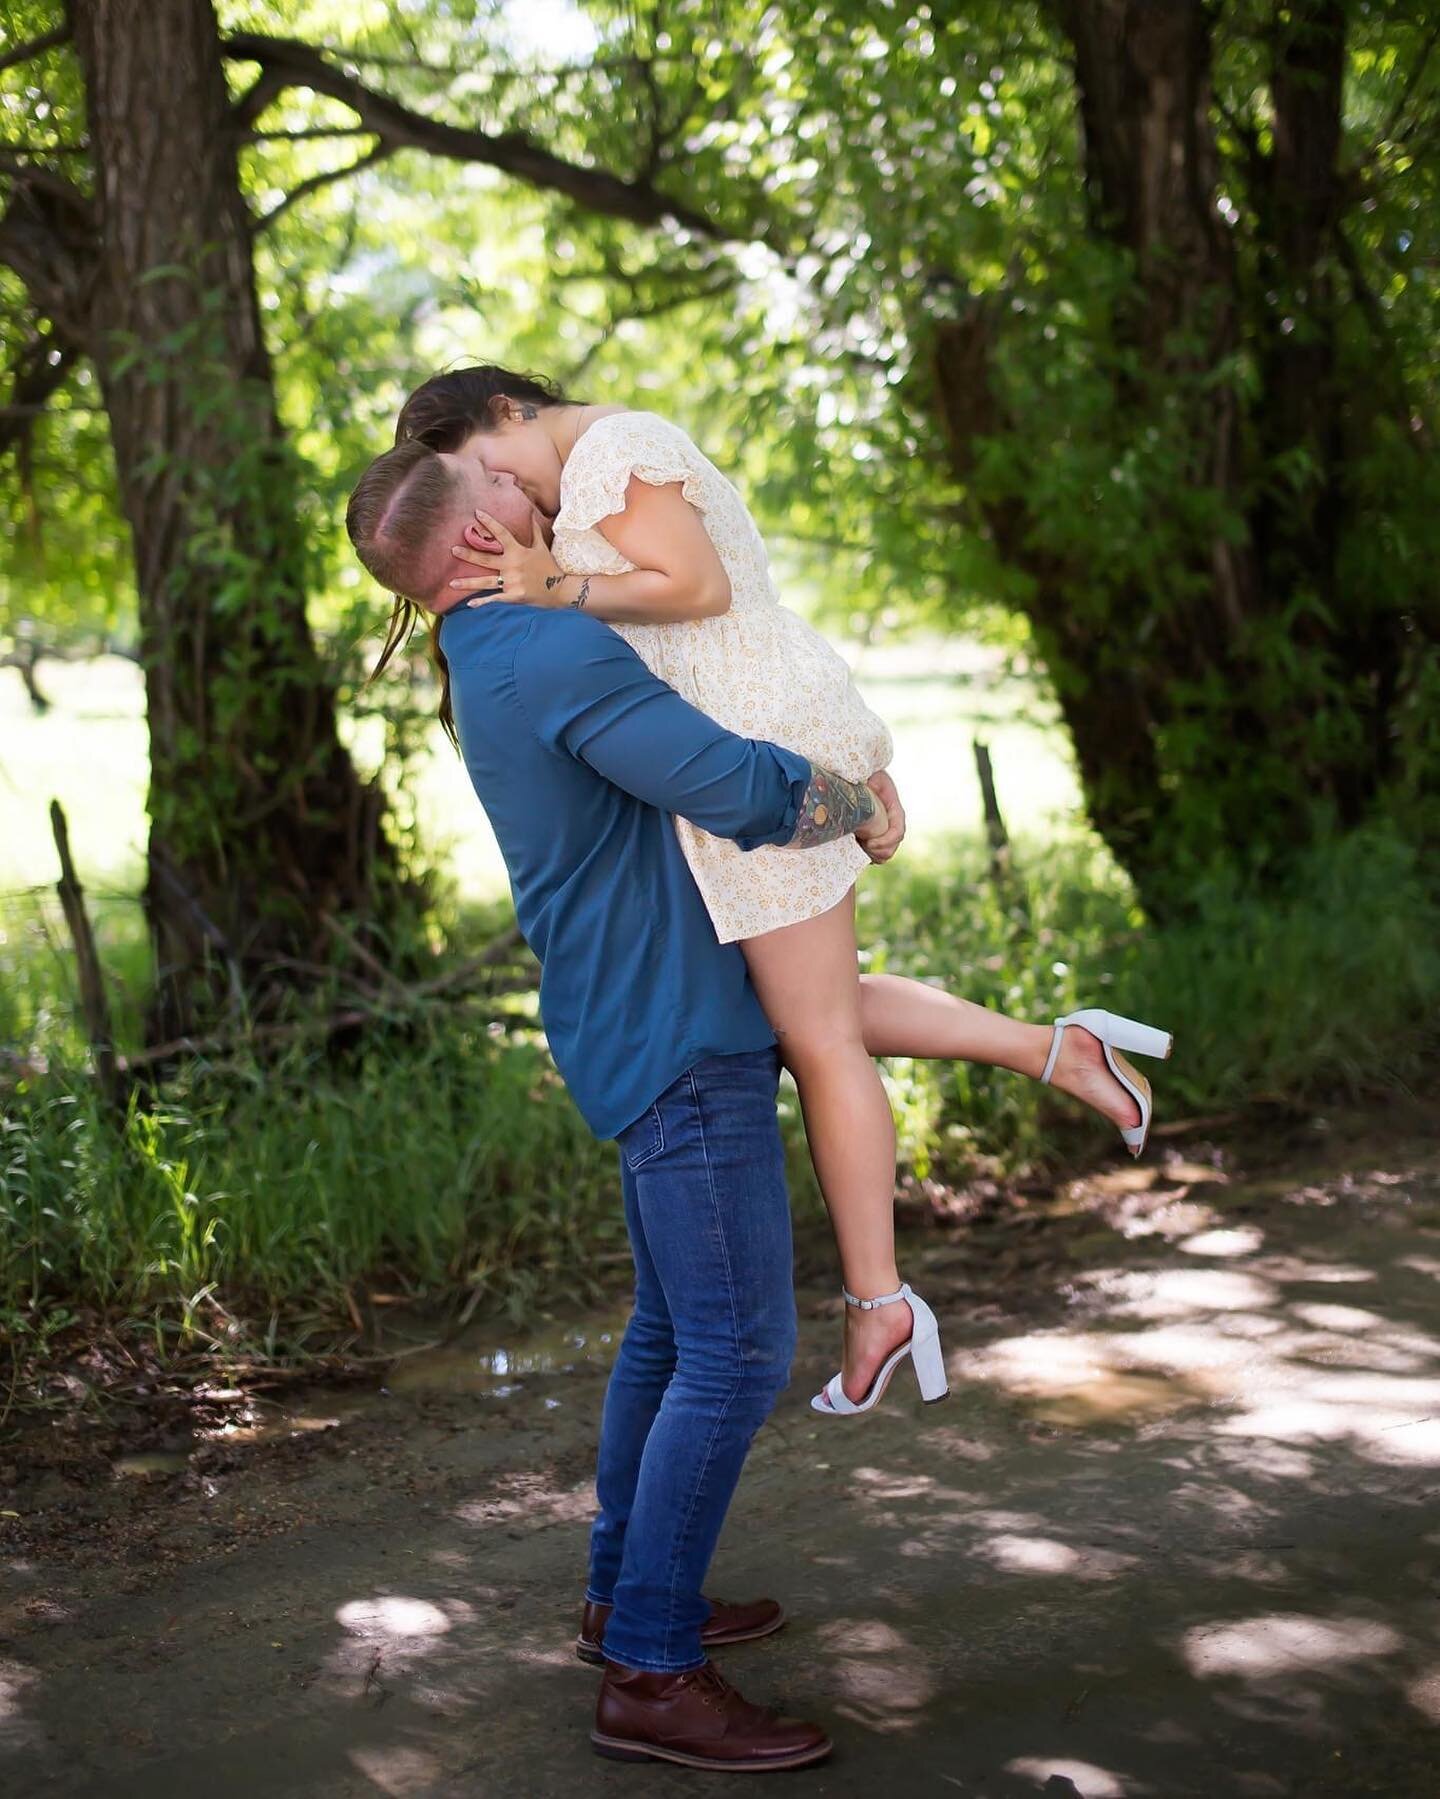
592, 1656, 832, 1770
575, 1593, 785, 1666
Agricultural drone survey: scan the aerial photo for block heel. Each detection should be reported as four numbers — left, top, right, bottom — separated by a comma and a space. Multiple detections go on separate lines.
1039, 1006, 1175, 1159
811, 1282, 948, 1414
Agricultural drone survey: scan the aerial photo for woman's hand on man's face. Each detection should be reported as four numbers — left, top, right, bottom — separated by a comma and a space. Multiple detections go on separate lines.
448, 508, 567, 607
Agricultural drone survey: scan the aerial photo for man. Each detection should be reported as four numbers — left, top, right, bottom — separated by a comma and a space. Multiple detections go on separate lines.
347, 441, 902, 1773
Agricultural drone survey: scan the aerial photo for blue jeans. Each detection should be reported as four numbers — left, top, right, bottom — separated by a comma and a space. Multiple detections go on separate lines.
584, 1045, 798, 1673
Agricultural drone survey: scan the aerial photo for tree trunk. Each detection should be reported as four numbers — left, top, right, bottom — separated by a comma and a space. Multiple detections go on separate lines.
931, 0, 1402, 907
70, 0, 415, 1042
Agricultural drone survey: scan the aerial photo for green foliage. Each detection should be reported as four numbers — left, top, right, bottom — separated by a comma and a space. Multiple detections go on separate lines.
6, 5, 1437, 878
863, 821, 1440, 1158
3, 0, 1439, 1375
5, 821, 1437, 1363
0, 1021, 623, 1352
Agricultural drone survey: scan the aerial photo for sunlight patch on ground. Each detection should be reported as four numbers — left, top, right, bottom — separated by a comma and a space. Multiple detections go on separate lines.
958, 1330, 1224, 1427
1091, 1268, 1282, 1318
347, 1743, 447, 1796
1181, 1613, 1402, 1680
850, 1466, 958, 1502
1181, 1226, 1266, 1257
1214, 1395, 1440, 1465
815, 1618, 912, 1655
1115, 1199, 1223, 1242
452, 1471, 597, 1530
822, 1615, 936, 1733
335, 1596, 454, 1640
1287, 1302, 1389, 1332
957, 1232, 1440, 1464
848, 1466, 985, 1551
320, 1595, 474, 1709
974, 1533, 1137, 1580
1404, 1665, 1440, 1724
1242, 1254, 1376, 1286
979, 1533, 1085, 1574
0, 1656, 42, 1751
1005, 1756, 1132, 1796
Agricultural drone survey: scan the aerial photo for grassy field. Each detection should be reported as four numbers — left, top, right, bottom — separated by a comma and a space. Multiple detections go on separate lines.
3, 645, 1438, 1379
0, 635, 1079, 902
0, 634, 1081, 1064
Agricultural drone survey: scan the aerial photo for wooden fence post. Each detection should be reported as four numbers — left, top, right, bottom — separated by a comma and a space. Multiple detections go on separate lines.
49, 800, 124, 1108
972, 739, 1011, 883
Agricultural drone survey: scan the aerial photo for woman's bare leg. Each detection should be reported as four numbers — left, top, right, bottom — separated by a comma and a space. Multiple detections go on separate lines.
858, 974, 1142, 1131
741, 889, 914, 1405
741, 911, 1145, 1404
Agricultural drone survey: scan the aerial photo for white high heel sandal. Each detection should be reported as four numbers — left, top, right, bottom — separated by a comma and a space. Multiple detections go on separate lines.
1040, 1007, 1174, 1158
810, 1281, 949, 1415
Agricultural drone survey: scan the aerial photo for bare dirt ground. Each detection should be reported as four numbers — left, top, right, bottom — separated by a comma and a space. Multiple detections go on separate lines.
4, 1093, 1440, 1797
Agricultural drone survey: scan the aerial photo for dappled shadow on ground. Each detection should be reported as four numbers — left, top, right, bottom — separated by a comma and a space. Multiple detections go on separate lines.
776, 1133, 1440, 1795
5, 1115, 1440, 1796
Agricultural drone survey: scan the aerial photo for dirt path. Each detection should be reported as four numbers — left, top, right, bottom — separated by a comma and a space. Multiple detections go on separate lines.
5, 1099, 1440, 1797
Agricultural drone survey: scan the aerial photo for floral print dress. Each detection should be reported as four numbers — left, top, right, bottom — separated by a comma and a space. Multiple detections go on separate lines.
550, 410, 894, 945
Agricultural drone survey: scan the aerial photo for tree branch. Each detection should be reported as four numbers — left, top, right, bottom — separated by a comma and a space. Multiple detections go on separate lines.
1335, 222, 1434, 451
242, 125, 377, 145
1373, 19, 1440, 154
252, 142, 391, 233
230, 65, 291, 134
0, 333, 76, 462
1212, 93, 1268, 195
562, 269, 743, 381
0, 139, 86, 157
0, 24, 70, 75
222, 30, 774, 248
0, 170, 96, 349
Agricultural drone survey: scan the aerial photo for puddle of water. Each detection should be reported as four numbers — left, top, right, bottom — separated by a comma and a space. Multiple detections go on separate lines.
1163, 1160, 1230, 1186
112, 1451, 190, 1479
122, 1303, 638, 1458
202, 1411, 347, 1447
1028, 1369, 1204, 1428
384, 1303, 633, 1396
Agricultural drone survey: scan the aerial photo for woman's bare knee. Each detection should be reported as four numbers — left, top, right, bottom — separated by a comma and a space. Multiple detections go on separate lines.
775, 1019, 869, 1073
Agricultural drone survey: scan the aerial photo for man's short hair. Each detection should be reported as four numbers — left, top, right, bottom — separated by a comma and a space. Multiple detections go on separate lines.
346, 440, 461, 602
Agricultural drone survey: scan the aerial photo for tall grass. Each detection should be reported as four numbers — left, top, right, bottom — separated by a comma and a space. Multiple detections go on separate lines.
860, 823, 1440, 1175
2, 822, 1437, 1369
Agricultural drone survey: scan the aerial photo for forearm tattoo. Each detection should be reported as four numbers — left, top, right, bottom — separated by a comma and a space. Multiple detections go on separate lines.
789, 764, 877, 849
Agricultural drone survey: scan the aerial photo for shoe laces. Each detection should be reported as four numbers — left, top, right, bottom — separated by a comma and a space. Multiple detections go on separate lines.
685, 1660, 734, 1712
686, 1659, 780, 1723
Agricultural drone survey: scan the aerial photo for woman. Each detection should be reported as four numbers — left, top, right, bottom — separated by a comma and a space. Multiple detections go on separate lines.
387, 363, 1172, 1417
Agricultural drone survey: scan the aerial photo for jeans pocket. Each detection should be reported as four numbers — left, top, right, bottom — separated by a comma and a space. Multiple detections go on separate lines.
618, 1103, 665, 1171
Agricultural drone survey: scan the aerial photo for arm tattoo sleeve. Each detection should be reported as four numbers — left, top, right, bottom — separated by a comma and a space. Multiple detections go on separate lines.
788, 763, 877, 849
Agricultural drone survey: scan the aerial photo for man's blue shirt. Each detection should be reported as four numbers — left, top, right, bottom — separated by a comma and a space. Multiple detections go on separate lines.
437, 602, 814, 1141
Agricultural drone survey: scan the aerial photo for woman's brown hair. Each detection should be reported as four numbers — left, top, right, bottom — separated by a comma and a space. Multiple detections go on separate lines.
360, 365, 581, 749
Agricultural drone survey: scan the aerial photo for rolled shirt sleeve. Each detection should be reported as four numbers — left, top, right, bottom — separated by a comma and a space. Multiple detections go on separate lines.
513, 618, 811, 848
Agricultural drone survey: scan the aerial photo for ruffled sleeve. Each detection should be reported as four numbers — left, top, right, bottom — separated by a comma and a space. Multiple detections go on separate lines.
554, 411, 709, 536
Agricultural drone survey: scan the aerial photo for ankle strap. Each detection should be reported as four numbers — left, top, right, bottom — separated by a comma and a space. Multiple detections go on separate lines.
1040, 1019, 1066, 1087
843, 1281, 910, 1310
